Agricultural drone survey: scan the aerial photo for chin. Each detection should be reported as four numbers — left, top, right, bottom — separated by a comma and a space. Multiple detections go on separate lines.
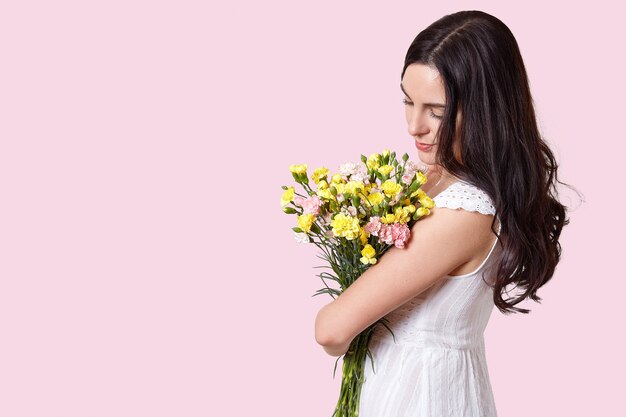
417, 153, 436, 166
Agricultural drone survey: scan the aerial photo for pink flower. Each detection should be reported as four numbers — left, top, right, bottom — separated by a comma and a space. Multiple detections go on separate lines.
378, 223, 394, 245
302, 195, 323, 215
377, 222, 411, 248
341, 206, 357, 217
364, 216, 382, 236
293, 195, 323, 216
391, 223, 410, 248
401, 172, 414, 185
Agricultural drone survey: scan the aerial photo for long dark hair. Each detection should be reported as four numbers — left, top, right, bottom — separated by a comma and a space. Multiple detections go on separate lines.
402, 10, 576, 314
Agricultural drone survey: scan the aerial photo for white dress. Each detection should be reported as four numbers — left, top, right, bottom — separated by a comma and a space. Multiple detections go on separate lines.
359, 180, 502, 417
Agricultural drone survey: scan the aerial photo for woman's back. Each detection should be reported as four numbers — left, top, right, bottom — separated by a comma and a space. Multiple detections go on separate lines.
359, 180, 502, 417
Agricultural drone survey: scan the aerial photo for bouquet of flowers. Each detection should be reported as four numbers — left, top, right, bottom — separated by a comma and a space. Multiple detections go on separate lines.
280, 149, 435, 417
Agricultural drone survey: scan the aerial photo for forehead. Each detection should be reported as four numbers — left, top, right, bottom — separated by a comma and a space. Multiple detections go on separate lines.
401, 64, 445, 101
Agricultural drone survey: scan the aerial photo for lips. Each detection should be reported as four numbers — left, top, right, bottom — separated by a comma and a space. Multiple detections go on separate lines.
415, 141, 434, 151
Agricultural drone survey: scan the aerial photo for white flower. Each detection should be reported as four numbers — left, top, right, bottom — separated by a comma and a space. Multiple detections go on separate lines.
405, 161, 419, 174
350, 170, 366, 183
339, 162, 358, 176
294, 232, 310, 243
415, 162, 429, 173
388, 194, 400, 206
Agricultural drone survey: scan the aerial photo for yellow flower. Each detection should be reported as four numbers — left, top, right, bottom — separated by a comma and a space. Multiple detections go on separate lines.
297, 213, 315, 233
419, 195, 434, 209
404, 204, 416, 213
280, 186, 295, 207
331, 173, 344, 184
330, 213, 361, 240
346, 180, 365, 195
312, 167, 329, 184
394, 206, 411, 223
317, 179, 329, 190
382, 149, 390, 157
334, 183, 347, 195
317, 188, 335, 201
377, 164, 394, 176
415, 207, 430, 217
289, 164, 308, 175
366, 153, 381, 170
359, 226, 369, 246
415, 171, 427, 186
410, 188, 426, 198
380, 213, 396, 224
380, 179, 402, 197
366, 192, 384, 206
360, 243, 377, 265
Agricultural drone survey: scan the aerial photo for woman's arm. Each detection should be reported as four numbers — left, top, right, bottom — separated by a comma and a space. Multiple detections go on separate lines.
314, 207, 495, 356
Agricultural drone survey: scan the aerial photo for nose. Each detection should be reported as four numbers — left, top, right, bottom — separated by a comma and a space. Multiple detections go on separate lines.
407, 110, 430, 137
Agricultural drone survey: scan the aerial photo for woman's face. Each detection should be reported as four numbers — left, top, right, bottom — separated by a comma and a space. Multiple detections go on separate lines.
401, 63, 454, 166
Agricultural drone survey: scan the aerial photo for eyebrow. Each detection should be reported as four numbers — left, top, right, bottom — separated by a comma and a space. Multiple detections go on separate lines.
400, 83, 446, 108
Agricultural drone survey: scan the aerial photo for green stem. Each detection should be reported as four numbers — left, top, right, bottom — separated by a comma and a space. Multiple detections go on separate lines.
330, 324, 378, 417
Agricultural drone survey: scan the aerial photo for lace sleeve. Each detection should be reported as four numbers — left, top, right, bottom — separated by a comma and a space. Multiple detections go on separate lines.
433, 181, 496, 216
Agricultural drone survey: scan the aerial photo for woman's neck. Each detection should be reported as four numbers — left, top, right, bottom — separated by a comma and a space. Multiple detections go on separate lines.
421, 169, 458, 197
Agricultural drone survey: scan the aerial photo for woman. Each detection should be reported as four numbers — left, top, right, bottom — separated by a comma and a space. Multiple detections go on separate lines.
314, 10, 571, 416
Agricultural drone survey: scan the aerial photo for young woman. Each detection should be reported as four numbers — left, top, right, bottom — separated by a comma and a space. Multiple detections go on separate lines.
315, 10, 571, 416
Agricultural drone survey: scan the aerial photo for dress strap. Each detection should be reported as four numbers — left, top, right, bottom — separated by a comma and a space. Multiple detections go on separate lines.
433, 180, 497, 216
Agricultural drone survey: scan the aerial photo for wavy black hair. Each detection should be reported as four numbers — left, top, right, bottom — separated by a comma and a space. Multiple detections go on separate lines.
402, 10, 578, 314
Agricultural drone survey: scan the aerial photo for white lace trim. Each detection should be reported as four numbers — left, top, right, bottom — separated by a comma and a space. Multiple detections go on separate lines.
433, 180, 496, 216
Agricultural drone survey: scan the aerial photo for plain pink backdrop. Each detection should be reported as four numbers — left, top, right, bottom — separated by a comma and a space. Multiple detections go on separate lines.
0, 1, 622, 416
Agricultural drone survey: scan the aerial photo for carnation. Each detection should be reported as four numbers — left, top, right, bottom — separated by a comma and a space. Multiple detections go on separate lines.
339, 162, 358, 177
364, 216, 382, 236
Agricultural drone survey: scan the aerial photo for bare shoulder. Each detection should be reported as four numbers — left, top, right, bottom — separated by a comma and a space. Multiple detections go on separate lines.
406, 205, 497, 269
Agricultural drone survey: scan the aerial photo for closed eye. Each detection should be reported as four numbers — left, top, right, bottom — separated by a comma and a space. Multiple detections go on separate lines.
402, 99, 443, 120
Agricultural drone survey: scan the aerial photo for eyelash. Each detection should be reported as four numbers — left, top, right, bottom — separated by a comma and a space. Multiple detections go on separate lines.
402, 98, 443, 120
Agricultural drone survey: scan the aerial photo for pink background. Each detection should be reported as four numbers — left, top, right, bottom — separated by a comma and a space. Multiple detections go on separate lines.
0, 1, 622, 416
